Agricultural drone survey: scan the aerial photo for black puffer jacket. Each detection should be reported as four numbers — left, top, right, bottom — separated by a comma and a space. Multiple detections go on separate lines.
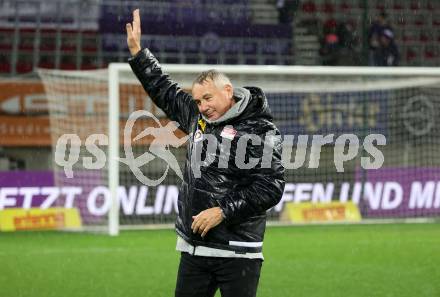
129, 49, 285, 254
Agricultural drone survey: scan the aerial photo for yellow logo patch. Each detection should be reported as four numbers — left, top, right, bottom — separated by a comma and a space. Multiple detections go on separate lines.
198, 119, 206, 132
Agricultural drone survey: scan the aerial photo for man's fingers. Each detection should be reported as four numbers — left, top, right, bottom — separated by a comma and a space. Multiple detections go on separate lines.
191, 216, 201, 233
198, 223, 208, 236
201, 225, 211, 237
193, 221, 203, 234
133, 9, 141, 32
191, 209, 220, 237
192, 216, 209, 234
133, 9, 140, 24
191, 215, 198, 230
126, 23, 133, 36
126, 10, 141, 55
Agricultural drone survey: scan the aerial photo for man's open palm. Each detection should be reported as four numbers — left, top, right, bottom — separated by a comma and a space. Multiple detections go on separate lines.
126, 9, 141, 56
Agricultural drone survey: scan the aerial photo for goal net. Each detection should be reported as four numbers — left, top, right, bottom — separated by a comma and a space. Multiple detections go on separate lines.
38, 64, 440, 235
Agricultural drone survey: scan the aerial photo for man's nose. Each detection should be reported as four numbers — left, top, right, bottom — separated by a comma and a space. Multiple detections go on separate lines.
199, 102, 209, 113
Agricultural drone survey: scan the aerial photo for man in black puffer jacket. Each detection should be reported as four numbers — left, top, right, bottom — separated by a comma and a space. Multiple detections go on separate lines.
126, 9, 285, 297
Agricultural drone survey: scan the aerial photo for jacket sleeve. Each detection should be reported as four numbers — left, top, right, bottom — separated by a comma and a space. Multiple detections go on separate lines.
128, 48, 199, 134
217, 128, 285, 225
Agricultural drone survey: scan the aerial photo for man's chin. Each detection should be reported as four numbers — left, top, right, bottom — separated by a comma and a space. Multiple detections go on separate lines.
206, 114, 219, 121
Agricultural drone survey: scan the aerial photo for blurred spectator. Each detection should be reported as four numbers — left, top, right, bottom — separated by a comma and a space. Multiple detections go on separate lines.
373, 29, 400, 66
319, 21, 340, 65
337, 22, 354, 48
336, 21, 359, 65
319, 20, 359, 66
276, 0, 299, 24
368, 12, 393, 65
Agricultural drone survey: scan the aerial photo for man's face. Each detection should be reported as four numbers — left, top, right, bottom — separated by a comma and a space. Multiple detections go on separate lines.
192, 79, 234, 121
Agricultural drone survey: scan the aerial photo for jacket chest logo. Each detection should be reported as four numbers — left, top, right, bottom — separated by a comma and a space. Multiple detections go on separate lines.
220, 125, 237, 140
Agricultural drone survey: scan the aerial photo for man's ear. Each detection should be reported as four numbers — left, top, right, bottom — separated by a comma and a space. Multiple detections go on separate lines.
224, 83, 233, 100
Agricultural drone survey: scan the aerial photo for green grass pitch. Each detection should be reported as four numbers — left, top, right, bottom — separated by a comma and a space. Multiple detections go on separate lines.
1, 223, 439, 297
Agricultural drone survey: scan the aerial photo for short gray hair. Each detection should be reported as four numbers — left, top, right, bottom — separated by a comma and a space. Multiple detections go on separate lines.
192, 69, 232, 89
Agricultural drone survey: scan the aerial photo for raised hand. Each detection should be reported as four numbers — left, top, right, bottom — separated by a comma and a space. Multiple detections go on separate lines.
126, 9, 142, 56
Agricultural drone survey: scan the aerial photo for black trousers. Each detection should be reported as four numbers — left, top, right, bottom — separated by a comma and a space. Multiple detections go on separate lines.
175, 252, 263, 297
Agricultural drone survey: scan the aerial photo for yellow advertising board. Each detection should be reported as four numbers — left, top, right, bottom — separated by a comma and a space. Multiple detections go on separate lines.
0, 207, 82, 231
281, 201, 361, 223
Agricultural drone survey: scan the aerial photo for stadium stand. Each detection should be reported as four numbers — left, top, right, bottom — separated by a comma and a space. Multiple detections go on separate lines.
1, 0, 440, 76
294, 0, 440, 66
0, 0, 293, 75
